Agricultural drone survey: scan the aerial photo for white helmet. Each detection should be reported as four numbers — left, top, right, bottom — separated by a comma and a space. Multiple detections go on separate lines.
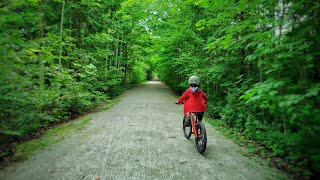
188, 75, 200, 85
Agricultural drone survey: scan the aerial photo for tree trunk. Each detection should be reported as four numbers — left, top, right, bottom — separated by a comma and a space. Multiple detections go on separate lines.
58, 0, 65, 66
123, 43, 129, 85
106, 31, 109, 70
114, 31, 120, 73
67, 14, 72, 69
118, 33, 123, 69
39, 0, 45, 90
259, 60, 263, 82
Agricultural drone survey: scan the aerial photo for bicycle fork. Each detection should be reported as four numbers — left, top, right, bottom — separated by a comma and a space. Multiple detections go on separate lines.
190, 113, 198, 139
190, 113, 207, 143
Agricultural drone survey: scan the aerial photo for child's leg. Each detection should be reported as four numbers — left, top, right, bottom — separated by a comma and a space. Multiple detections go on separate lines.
185, 113, 191, 126
196, 112, 204, 122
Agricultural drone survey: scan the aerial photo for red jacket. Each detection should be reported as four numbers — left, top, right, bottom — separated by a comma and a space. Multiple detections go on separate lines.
178, 88, 208, 114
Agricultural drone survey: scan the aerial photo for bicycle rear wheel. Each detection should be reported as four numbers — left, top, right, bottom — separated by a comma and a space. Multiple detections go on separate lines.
183, 116, 192, 139
195, 122, 207, 154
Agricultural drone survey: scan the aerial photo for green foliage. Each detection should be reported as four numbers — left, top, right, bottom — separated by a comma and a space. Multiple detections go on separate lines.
0, 0, 151, 150
1, 0, 319, 177
148, 0, 320, 177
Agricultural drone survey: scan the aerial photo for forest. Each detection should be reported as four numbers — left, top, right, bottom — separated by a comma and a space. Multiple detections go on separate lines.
0, 0, 319, 178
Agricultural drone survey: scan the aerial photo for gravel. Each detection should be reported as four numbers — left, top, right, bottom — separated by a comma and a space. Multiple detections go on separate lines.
0, 81, 286, 180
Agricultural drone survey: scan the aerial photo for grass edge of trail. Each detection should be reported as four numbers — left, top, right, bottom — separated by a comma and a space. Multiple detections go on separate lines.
1, 80, 149, 165
11, 96, 122, 162
205, 118, 294, 179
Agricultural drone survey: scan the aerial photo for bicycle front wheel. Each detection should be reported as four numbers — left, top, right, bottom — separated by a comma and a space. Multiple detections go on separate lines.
195, 122, 207, 154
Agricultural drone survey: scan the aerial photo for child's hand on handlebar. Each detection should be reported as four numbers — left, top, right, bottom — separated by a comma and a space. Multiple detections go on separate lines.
175, 102, 184, 104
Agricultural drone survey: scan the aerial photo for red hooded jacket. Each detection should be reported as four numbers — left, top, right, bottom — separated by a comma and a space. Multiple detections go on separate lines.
178, 87, 208, 114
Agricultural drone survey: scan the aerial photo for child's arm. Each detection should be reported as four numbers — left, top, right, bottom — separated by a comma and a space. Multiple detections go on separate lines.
202, 92, 208, 103
177, 90, 189, 104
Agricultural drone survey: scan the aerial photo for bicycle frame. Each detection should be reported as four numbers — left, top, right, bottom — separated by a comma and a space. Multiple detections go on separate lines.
187, 112, 199, 140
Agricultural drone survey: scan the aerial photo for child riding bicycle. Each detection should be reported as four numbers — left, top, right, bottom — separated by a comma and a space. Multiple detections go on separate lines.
176, 75, 208, 125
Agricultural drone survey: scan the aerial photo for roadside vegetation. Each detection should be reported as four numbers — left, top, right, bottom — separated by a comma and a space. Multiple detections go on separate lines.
1, 0, 319, 178
0, 0, 152, 159
145, 0, 319, 178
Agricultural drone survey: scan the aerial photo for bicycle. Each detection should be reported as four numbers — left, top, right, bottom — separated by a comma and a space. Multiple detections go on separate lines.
176, 103, 207, 154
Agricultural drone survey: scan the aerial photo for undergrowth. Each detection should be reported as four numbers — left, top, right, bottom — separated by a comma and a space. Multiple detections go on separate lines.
206, 118, 312, 179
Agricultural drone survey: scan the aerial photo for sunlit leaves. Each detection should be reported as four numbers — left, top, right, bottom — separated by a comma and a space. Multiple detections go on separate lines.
80, 0, 102, 7
151, 0, 320, 176
0, 0, 151, 149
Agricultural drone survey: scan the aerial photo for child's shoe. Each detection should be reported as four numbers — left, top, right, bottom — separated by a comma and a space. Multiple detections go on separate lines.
185, 117, 191, 126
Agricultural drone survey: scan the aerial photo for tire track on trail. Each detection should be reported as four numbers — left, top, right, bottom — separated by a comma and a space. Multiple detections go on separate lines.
0, 81, 286, 180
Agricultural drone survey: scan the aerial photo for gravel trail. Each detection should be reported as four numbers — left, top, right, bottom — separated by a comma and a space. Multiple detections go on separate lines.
0, 81, 285, 180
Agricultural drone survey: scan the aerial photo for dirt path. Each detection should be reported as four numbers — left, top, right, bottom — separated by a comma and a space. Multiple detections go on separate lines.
0, 81, 285, 180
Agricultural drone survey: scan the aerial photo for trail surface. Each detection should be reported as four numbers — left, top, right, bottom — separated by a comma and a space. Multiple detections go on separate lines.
0, 81, 285, 180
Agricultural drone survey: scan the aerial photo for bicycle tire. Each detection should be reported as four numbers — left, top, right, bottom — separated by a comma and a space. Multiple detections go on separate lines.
195, 122, 207, 154
182, 116, 192, 139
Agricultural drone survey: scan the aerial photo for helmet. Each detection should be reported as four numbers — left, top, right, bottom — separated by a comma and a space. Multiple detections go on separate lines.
188, 75, 200, 85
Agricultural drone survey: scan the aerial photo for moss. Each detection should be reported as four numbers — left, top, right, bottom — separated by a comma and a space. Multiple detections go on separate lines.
10, 94, 122, 162
13, 117, 92, 161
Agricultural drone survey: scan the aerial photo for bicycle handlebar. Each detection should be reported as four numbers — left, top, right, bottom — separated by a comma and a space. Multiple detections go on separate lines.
176, 102, 207, 104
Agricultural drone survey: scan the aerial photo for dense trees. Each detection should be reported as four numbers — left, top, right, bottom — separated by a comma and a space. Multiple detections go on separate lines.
0, 0, 152, 151
1, 0, 319, 178
147, 0, 319, 177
